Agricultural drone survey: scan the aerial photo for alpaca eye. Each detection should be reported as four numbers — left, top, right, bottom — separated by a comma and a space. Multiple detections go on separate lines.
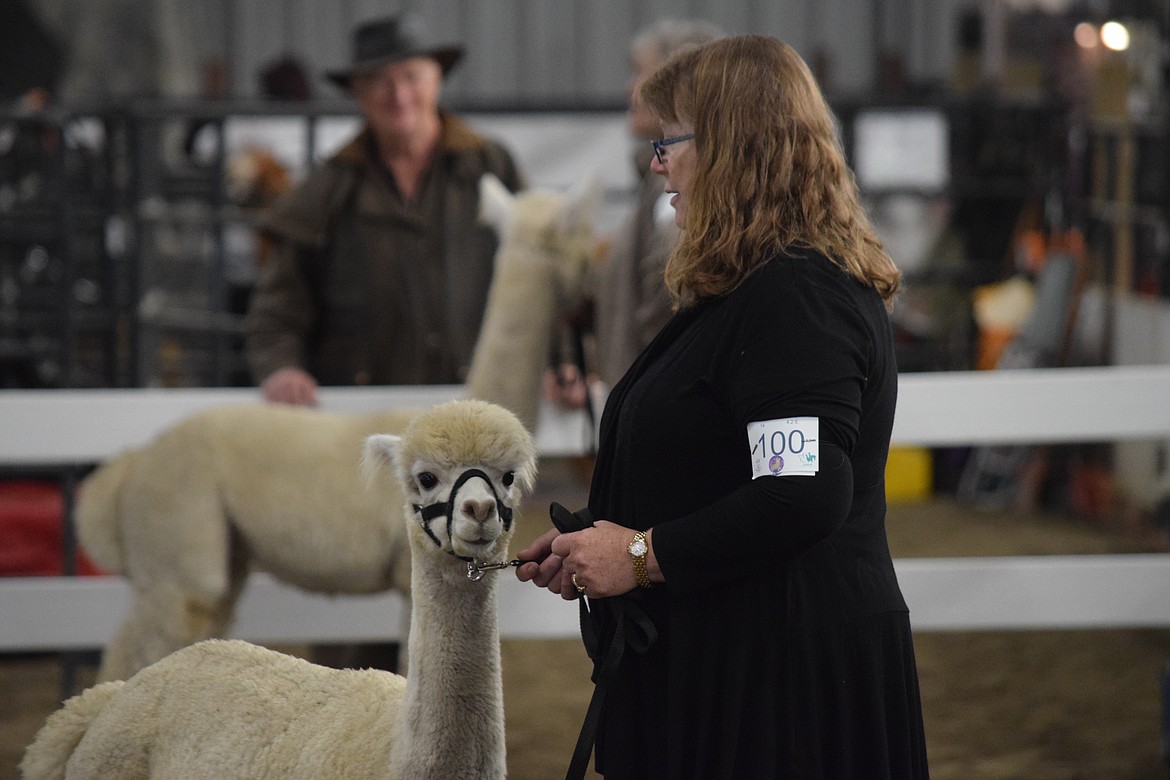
417, 472, 438, 490
502, 472, 515, 487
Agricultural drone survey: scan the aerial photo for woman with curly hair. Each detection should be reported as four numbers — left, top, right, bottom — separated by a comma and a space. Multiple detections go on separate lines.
519, 35, 929, 778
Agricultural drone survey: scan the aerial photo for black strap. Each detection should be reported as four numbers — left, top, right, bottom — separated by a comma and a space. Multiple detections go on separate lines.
549, 501, 592, 534
550, 503, 658, 780
569, 323, 597, 455
413, 468, 514, 554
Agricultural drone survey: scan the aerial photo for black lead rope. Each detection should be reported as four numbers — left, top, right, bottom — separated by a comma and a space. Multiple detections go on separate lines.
550, 503, 658, 780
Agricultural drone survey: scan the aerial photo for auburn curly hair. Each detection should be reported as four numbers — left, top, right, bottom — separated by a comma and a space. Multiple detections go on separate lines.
640, 35, 900, 308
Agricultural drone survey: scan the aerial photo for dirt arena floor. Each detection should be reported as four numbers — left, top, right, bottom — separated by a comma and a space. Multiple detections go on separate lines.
4, 456, 1170, 779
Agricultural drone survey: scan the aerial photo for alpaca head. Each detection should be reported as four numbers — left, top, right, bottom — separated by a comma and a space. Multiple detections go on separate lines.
478, 173, 601, 310
364, 400, 537, 572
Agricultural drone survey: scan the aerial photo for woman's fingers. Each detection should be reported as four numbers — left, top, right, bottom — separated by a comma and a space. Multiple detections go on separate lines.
516, 552, 565, 590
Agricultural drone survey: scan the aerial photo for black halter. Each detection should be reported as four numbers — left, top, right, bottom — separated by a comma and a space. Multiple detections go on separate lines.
411, 468, 515, 563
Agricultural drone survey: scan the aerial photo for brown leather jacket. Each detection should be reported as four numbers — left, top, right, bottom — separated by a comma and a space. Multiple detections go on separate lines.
244, 111, 524, 386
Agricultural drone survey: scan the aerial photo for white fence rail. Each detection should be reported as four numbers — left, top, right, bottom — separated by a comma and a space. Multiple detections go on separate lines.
3, 365, 1170, 652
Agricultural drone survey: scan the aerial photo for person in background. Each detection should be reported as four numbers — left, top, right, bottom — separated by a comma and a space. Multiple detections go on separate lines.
245, 13, 524, 406
0, 0, 64, 109
517, 35, 929, 778
547, 19, 722, 407
595, 19, 723, 384
244, 14, 522, 673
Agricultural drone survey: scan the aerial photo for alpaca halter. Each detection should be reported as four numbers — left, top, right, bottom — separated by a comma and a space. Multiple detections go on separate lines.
412, 467, 521, 581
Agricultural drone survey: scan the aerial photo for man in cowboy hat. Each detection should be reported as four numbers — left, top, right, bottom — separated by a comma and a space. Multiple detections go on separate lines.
244, 14, 524, 675
246, 13, 524, 406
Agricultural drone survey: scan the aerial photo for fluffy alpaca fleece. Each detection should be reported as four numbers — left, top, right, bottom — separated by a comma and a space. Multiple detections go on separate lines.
21, 400, 536, 780
467, 172, 599, 430
74, 173, 597, 683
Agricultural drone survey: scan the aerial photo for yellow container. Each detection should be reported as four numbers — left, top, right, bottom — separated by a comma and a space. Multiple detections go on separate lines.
885, 446, 933, 502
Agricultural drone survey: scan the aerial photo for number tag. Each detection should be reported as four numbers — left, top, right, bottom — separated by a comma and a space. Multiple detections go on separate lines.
747, 417, 819, 478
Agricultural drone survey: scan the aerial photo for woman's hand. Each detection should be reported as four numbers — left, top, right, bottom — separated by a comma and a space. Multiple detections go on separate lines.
550, 520, 643, 598
517, 521, 661, 600
515, 527, 574, 599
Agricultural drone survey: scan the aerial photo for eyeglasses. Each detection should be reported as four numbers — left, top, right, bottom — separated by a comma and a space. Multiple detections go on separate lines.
651, 133, 695, 165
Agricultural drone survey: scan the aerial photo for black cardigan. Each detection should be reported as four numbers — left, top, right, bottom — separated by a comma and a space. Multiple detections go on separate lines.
583, 249, 929, 778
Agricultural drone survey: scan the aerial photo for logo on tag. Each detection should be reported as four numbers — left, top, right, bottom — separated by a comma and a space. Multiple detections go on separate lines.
768, 455, 784, 475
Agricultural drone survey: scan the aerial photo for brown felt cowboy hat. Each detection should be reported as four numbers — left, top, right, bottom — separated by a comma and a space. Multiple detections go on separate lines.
325, 14, 464, 89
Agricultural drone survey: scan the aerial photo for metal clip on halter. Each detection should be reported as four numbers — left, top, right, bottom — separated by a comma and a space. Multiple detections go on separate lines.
466, 559, 524, 581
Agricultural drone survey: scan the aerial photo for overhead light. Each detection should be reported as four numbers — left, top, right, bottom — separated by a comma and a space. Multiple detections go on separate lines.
1100, 20, 1130, 51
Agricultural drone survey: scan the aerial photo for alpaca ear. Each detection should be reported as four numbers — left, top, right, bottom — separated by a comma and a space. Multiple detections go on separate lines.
516, 461, 539, 496
478, 173, 516, 236
555, 174, 602, 237
362, 434, 403, 484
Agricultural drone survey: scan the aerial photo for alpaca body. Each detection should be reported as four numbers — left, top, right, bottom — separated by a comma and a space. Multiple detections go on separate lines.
78, 404, 419, 681
45, 641, 404, 779
23, 400, 535, 780
75, 174, 597, 682
88, 404, 418, 591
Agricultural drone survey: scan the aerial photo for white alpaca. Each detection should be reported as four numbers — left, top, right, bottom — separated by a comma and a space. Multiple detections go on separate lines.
467, 173, 596, 428
77, 173, 598, 682
21, 399, 536, 780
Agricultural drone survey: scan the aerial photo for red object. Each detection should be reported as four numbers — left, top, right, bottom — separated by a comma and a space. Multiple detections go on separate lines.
0, 480, 105, 576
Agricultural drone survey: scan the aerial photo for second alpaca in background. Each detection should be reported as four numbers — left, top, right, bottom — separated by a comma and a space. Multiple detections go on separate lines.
74, 173, 597, 683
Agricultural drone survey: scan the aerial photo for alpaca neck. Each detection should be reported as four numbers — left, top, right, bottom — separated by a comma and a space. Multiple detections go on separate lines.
392, 548, 506, 778
465, 241, 556, 431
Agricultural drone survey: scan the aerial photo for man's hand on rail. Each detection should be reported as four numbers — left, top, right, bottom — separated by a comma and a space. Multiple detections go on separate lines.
261, 367, 319, 407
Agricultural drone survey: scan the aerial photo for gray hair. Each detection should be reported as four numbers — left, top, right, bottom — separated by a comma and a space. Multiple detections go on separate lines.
630, 18, 725, 65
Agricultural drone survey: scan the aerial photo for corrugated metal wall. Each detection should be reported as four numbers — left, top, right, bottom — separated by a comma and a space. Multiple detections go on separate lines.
209, 0, 967, 105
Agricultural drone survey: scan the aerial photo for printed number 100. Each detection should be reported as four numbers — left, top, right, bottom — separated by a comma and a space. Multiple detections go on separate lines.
758, 430, 807, 456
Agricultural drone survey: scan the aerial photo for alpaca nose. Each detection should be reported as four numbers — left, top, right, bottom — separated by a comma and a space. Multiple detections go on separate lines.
462, 498, 497, 523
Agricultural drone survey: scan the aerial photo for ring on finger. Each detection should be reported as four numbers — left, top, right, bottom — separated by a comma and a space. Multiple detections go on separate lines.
572, 572, 587, 595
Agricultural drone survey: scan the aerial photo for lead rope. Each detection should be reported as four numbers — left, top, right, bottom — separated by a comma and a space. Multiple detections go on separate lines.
550, 503, 658, 780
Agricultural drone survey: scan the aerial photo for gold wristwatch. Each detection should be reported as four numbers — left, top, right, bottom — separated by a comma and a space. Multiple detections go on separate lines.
628, 531, 652, 589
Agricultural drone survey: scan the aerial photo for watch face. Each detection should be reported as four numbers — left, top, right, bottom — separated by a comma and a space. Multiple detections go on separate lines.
629, 538, 647, 557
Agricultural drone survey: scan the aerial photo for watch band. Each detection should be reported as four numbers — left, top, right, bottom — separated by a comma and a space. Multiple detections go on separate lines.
629, 531, 652, 589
